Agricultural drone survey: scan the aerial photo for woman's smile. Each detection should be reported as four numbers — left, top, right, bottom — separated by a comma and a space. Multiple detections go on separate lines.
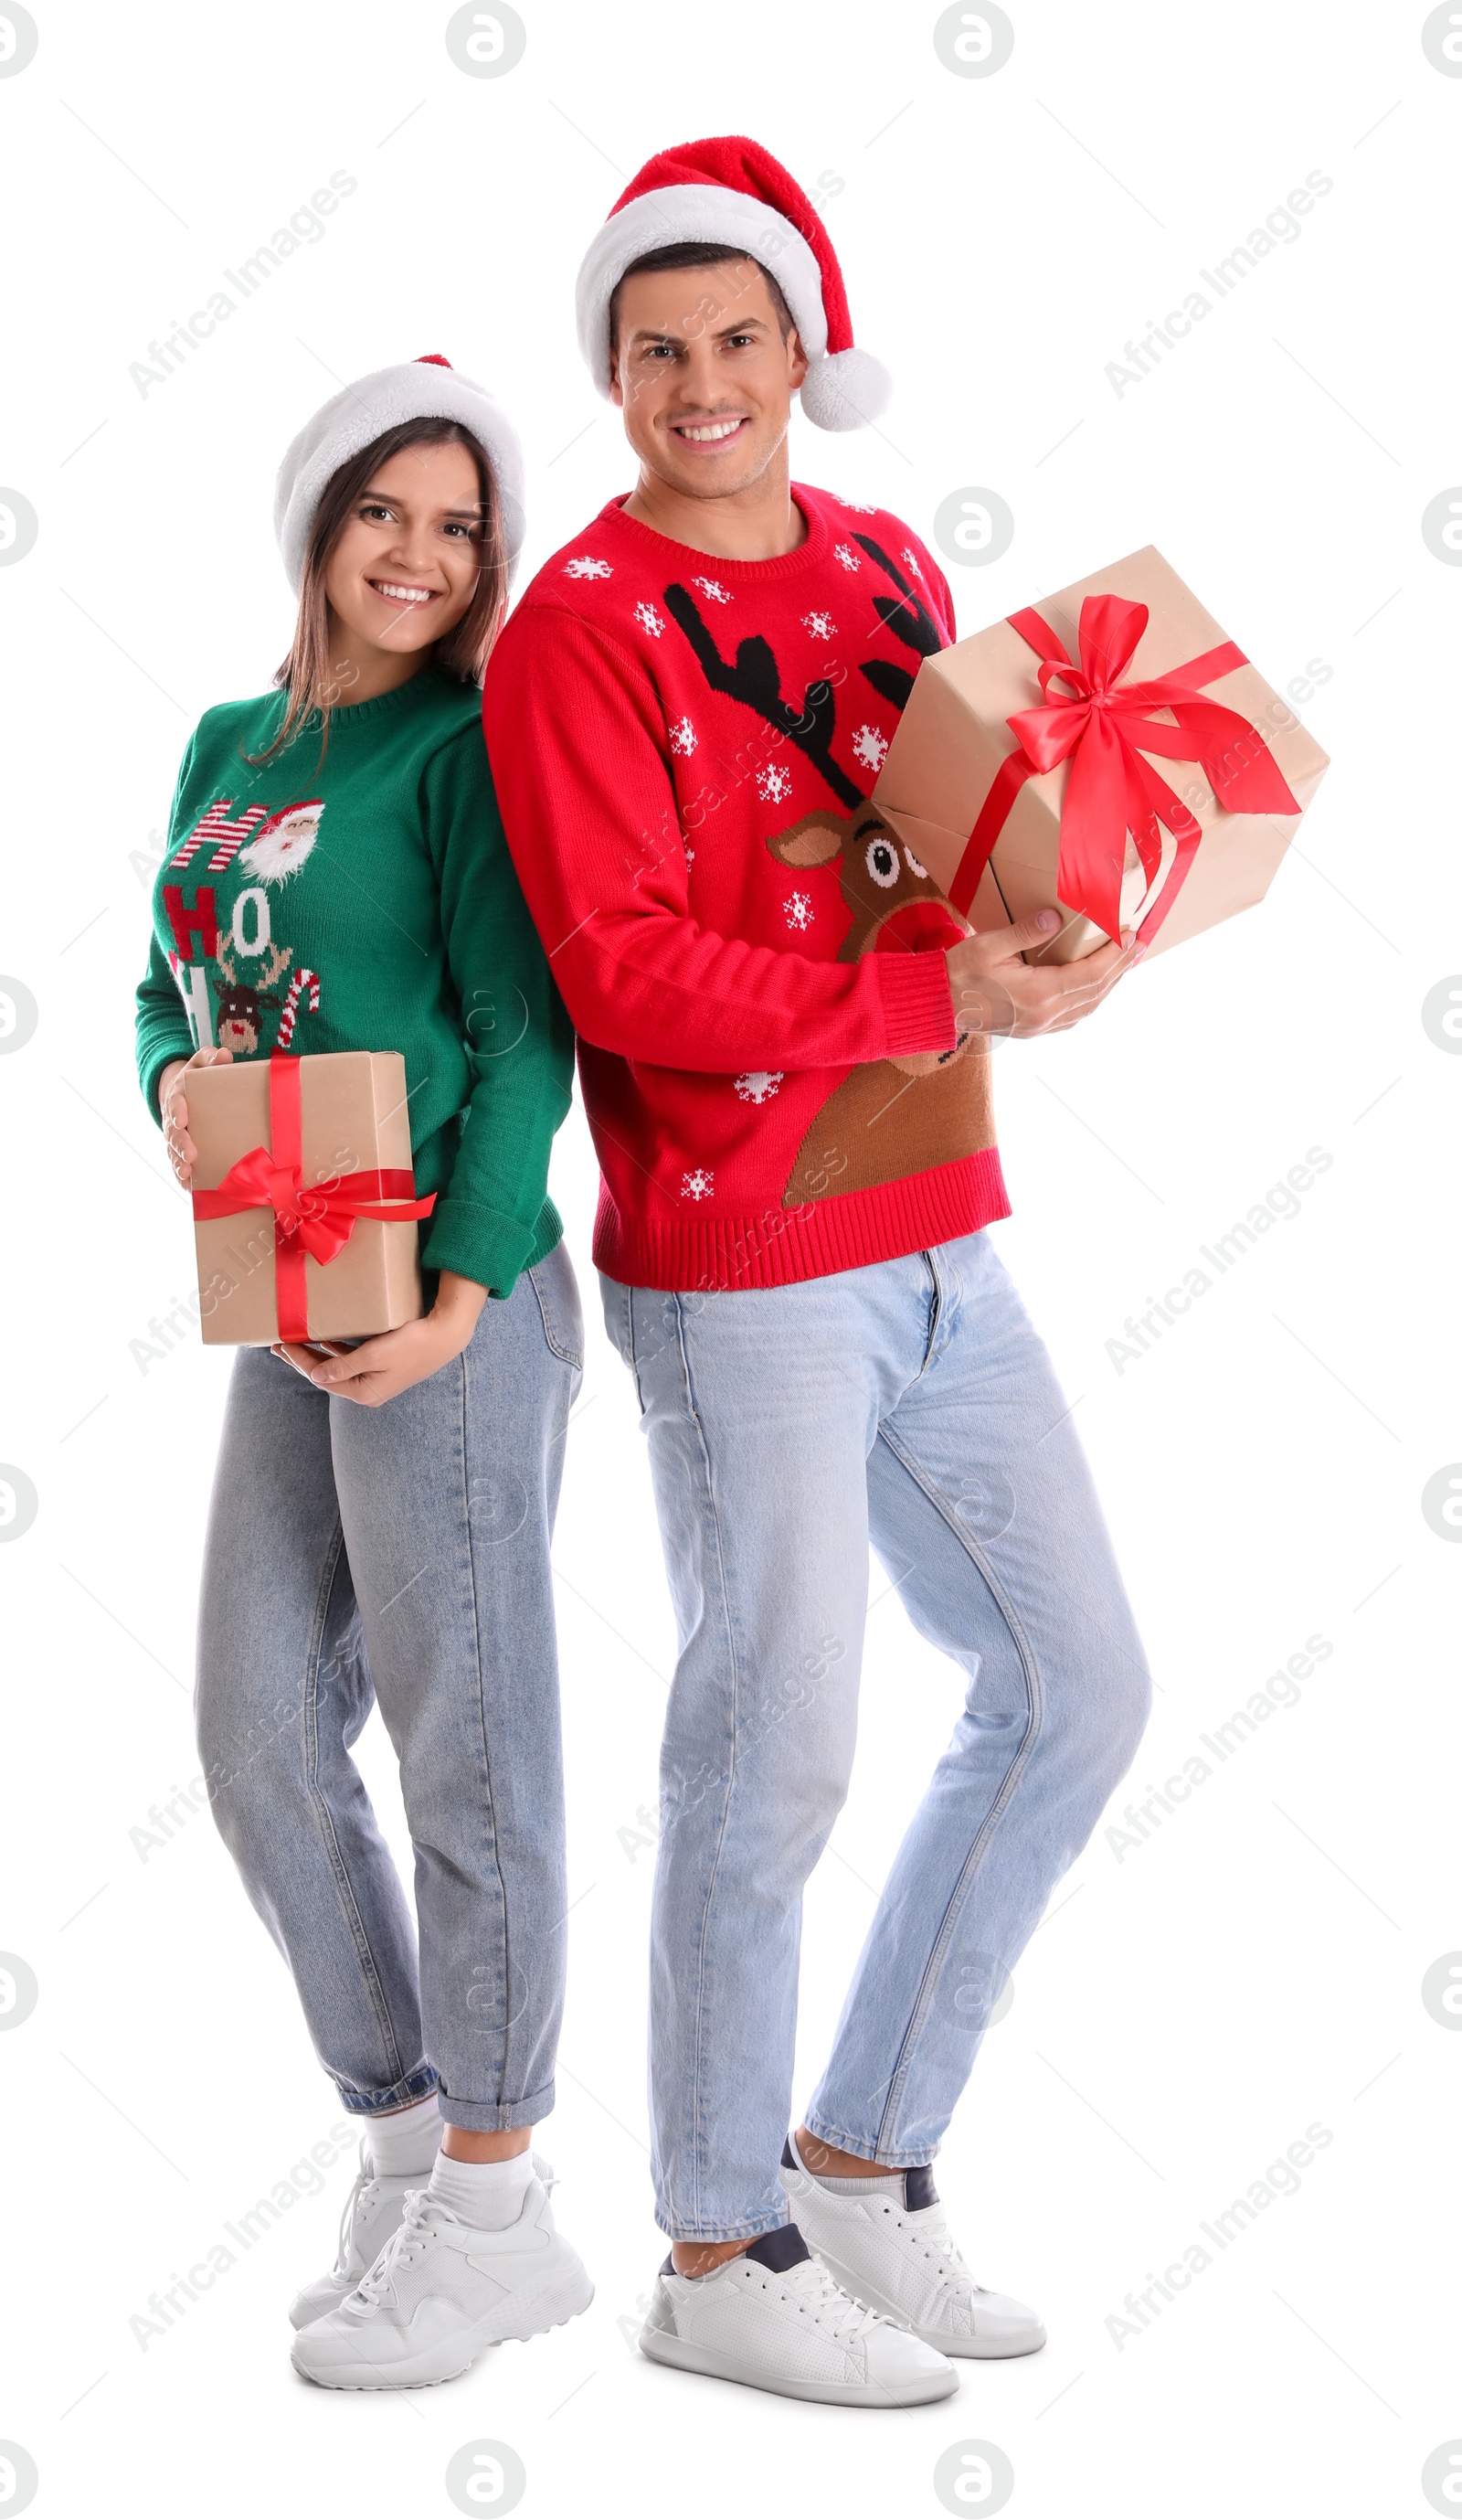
366, 577, 440, 608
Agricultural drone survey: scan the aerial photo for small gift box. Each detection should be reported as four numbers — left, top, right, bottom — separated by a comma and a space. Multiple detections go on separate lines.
873, 544, 1330, 962
187, 1050, 434, 1345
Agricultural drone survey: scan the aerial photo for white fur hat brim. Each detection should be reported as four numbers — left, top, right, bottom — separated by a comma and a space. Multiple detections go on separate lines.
576, 185, 891, 433
273, 362, 526, 592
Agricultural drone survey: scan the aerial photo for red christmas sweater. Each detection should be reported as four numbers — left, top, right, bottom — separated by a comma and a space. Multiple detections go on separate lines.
483, 484, 1008, 1291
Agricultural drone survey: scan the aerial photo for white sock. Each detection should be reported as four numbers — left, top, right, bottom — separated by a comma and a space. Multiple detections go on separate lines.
428, 2146, 535, 2231
366, 2090, 442, 2178
796, 2133, 907, 2199
811, 2168, 906, 2196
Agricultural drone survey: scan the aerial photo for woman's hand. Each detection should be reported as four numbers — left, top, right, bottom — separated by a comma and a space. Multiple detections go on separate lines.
159, 1047, 234, 1188
946, 908, 1138, 1042
272, 1270, 489, 1407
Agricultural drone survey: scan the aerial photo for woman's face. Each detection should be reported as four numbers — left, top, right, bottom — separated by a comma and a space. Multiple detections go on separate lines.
323, 439, 487, 665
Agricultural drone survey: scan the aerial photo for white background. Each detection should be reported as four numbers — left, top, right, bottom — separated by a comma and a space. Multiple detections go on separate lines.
1, 4, 1457, 2515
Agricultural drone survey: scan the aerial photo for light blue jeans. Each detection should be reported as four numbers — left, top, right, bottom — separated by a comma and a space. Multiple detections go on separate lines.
602, 1230, 1151, 2240
196, 1244, 583, 2131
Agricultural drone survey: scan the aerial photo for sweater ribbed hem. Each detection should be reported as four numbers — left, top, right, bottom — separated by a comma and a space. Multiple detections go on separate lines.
593, 1149, 1010, 1292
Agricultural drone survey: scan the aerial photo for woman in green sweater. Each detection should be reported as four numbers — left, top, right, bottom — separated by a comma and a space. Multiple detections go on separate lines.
134, 359, 592, 2391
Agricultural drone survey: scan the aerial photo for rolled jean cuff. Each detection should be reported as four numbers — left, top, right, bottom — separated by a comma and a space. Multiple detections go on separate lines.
800, 2110, 938, 2172
337, 2065, 440, 2116
654, 2202, 790, 2245
437, 2078, 555, 2135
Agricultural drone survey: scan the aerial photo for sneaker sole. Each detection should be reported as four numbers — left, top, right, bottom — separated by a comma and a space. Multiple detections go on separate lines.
638, 2323, 959, 2407
911, 2323, 1046, 2360
291, 2261, 594, 2390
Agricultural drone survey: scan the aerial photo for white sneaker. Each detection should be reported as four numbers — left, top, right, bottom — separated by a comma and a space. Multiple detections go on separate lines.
638, 2224, 959, 2407
780, 2133, 1045, 2359
291, 2166, 593, 2389
288, 2143, 558, 2330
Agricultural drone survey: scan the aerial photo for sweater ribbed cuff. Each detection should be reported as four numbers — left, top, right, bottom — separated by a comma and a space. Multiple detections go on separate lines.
874, 950, 959, 1059
421, 1196, 561, 1301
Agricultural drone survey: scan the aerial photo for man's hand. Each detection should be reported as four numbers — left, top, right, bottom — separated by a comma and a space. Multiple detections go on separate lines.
946, 908, 1139, 1041
272, 1270, 489, 1408
159, 1047, 234, 1188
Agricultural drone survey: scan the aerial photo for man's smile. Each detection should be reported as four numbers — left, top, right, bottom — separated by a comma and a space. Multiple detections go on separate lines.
668, 416, 750, 446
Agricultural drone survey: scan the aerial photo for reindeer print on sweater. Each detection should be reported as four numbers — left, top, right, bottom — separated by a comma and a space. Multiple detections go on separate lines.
762, 803, 987, 1207
484, 485, 1012, 1291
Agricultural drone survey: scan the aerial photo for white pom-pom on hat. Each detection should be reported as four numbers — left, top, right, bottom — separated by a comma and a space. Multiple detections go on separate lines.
797, 346, 895, 433
575, 135, 892, 432
272, 356, 526, 591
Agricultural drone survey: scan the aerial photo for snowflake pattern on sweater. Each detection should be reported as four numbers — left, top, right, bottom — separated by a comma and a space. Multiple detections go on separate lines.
735, 1070, 783, 1104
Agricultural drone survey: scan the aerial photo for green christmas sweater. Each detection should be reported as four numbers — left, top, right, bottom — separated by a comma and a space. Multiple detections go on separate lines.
134, 666, 573, 1298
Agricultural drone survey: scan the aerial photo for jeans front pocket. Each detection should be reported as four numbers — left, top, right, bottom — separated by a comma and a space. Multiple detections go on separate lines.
528, 1242, 584, 1371
598, 1274, 647, 1414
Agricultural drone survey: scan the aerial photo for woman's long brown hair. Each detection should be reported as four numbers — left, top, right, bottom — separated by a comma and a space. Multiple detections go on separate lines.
251, 417, 506, 767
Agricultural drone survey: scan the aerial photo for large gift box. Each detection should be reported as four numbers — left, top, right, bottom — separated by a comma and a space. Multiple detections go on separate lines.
187, 1050, 434, 1345
873, 545, 1330, 962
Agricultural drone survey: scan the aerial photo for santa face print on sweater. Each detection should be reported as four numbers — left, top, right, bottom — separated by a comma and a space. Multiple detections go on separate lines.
162, 798, 325, 1057
238, 801, 324, 884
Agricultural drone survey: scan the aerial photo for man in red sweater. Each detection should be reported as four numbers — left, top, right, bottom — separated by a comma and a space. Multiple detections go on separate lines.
485, 136, 1151, 2408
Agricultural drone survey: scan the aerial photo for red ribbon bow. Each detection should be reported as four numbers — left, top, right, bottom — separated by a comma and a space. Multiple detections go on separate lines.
191, 1052, 435, 1342
950, 593, 1300, 943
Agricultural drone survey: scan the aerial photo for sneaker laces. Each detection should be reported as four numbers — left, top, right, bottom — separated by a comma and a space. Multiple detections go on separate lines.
760, 2253, 886, 2342
877, 2200, 985, 2296
351, 2189, 460, 2307
332, 2143, 376, 2277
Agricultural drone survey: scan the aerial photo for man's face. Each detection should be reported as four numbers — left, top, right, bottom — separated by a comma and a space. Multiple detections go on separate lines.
610, 258, 809, 502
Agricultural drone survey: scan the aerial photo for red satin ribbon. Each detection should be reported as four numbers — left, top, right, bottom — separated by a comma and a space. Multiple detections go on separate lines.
947, 593, 1300, 941
191, 1051, 435, 1341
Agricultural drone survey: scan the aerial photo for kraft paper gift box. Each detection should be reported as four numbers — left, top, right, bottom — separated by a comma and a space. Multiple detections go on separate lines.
186, 1050, 432, 1346
873, 545, 1330, 964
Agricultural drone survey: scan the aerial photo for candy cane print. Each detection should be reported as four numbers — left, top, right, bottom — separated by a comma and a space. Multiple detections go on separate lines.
275, 968, 320, 1049
168, 800, 267, 870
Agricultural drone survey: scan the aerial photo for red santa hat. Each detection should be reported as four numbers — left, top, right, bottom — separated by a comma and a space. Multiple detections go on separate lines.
576, 135, 892, 432
273, 356, 525, 591
255, 799, 323, 836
